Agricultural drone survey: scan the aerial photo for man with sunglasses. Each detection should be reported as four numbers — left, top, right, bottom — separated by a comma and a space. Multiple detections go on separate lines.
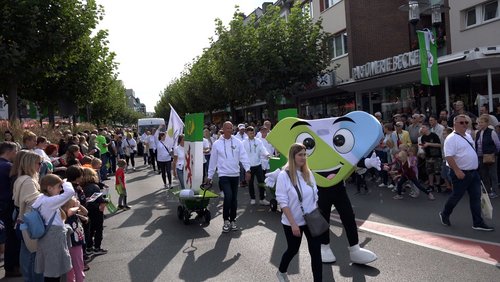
439, 114, 494, 231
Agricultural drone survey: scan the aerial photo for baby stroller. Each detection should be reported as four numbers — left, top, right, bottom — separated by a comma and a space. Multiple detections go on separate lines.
173, 183, 218, 225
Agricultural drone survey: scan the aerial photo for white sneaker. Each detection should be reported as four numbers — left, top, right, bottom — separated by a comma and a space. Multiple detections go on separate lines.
250, 199, 256, 205
321, 244, 336, 263
349, 244, 377, 264
231, 221, 238, 231
222, 220, 230, 233
260, 199, 270, 206
219, 191, 224, 198
378, 183, 386, 188
387, 184, 395, 189
276, 270, 290, 282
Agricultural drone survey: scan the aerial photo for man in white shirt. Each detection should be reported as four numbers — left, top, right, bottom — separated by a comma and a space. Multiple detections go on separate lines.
256, 120, 272, 138
439, 114, 494, 231
234, 123, 248, 187
258, 126, 275, 174
148, 130, 157, 172
207, 121, 251, 233
243, 126, 270, 205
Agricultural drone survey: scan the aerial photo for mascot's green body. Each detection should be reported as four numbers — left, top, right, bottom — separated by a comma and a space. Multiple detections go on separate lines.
267, 111, 383, 264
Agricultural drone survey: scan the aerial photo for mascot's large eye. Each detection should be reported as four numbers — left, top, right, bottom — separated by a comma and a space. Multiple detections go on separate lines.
296, 132, 315, 156
332, 129, 354, 154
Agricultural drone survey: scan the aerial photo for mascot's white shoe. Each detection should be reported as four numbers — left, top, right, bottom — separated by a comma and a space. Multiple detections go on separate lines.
320, 244, 336, 263
348, 244, 377, 264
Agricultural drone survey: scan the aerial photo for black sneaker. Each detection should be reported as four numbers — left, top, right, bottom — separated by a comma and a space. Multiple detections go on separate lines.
117, 205, 124, 209
439, 212, 451, 226
85, 248, 94, 255
472, 223, 494, 231
93, 248, 108, 255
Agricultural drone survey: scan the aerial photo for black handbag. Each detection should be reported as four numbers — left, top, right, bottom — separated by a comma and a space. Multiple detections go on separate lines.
286, 171, 329, 237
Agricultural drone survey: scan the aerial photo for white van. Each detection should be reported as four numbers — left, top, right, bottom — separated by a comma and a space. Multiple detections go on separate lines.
137, 118, 166, 135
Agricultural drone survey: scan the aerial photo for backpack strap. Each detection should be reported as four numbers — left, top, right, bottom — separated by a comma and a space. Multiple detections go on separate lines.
34, 206, 57, 237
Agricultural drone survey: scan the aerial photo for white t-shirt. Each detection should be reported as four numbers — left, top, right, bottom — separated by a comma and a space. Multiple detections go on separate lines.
34, 148, 51, 163
174, 145, 185, 170
444, 132, 478, 170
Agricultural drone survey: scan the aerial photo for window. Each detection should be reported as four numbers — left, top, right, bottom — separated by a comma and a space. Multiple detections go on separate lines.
464, 1, 499, 28
328, 32, 347, 59
466, 8, 477, 26
301, 0, 313, 18
325, 0, 341, 10
484, 1, 498, 21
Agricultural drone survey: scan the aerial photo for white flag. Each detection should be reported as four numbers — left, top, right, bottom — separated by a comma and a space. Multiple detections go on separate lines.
166, 104, 184, 149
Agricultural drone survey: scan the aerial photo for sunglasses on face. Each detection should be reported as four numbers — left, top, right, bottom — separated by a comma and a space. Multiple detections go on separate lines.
458, 121, 469, 125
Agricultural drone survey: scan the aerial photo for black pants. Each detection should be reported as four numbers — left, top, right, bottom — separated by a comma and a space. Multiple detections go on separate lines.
249, 165, 265, 200
0, 201, 20, 272
279, 224, 322, 282
87, 207, 104, 249
149, 149, 157, 171
158, 160, 172, 185
317, 182, 358, 246
109, 155, 117, 173
125, 152, 135, 168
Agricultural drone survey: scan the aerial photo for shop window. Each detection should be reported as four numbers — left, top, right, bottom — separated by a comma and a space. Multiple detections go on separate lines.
328, 32, 348, 59
484, 1, 498, 21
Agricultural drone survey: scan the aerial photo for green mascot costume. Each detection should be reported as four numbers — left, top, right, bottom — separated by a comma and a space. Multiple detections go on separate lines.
265, 111, 383, 264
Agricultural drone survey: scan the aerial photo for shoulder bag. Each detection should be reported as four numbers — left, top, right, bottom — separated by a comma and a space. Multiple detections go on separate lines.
286, 171, 329, 237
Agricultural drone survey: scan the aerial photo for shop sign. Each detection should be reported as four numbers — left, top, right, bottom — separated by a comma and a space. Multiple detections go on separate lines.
352, 50, 420, 80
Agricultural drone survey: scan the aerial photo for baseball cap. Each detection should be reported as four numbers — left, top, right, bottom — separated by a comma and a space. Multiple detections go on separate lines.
374, 112, 382, 117
238, 124, 245, 130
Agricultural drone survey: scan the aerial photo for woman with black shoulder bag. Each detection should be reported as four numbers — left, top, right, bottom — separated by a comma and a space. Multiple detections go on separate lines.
275, 143, 322, 282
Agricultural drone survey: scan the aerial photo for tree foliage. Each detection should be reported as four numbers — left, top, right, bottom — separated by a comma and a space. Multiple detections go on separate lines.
0, 0, 137, 126
156, 3, 329, 121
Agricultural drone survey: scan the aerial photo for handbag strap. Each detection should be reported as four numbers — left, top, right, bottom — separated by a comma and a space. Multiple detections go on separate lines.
286, 170, 305, 215
455, 132, 475, 151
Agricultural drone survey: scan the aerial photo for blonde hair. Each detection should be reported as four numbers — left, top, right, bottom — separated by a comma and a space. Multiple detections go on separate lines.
91, 158, 102, 168
22, 130, 37, 144
117, 159, 127, 168
40, 174, 63, 196
9, 150, 30, 177
398, 150, 408, 163
478, 114, 491, 125
81, 167, 99, 187
16, 151, 42, 178
284, 143, 312, 186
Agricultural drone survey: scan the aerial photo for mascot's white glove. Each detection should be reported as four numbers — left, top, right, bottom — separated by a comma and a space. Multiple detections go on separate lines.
265, 168, 281, 187
364, 152, 381, 171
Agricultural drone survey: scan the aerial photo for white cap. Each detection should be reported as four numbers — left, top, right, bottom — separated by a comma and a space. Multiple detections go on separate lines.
238, 124, 245, 130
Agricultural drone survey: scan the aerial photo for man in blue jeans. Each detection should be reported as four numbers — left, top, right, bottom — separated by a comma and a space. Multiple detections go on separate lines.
440, 114, 494, 231
207, 121, 251, 233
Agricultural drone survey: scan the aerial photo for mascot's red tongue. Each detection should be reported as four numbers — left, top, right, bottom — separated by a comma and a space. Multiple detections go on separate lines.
327, 174, 336, 180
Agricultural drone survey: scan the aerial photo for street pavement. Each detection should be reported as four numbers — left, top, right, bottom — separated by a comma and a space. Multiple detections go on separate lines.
2, 161, 500, 281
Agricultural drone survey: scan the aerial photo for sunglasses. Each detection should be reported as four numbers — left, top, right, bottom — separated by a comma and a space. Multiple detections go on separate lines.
458, 121, 469, 125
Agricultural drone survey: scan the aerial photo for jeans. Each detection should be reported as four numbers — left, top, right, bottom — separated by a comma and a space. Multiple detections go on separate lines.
99, 152, 109, 180
279, 224, 322, 282
479, 156, 498, 194
16, 225, 43, 282
317, 182, 358, 246
177, 168, 185, 190
248, 165, 265, 200
219, 176, 239, 221
442, 169, 483, 226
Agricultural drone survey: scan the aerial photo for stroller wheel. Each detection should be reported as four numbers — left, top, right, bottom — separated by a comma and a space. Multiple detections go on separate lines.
204, 210, 211, 224
177, 206, 184, 220
183, 210, 190, 225
270, 199, 278, 212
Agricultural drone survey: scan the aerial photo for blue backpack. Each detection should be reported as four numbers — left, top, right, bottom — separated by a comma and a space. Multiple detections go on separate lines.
20, 207, 57, 239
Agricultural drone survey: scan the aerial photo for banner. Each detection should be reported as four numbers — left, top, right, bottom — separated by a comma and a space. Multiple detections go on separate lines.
166, 104, 184, 149
417, 29, 439, 86
184, 113, 204, 191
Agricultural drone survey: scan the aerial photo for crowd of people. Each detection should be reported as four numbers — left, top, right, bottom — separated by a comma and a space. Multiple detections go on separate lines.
1, 99, 499, 281
0, 127, 143, 280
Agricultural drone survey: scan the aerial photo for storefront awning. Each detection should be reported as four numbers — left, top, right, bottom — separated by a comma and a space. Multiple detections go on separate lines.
337, 46, 500, 92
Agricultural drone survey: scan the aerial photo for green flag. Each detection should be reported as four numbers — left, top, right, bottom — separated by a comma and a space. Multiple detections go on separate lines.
184, 113, 204, 142
417, 29, 439, 86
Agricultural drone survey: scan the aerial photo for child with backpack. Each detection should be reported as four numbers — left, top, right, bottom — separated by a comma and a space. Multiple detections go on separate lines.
115, 160, 130, 210
63, 196, 88, 282
31, 174, 75, 281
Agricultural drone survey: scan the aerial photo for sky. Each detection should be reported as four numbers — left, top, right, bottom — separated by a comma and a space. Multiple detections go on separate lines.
95, 0, 266, 112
